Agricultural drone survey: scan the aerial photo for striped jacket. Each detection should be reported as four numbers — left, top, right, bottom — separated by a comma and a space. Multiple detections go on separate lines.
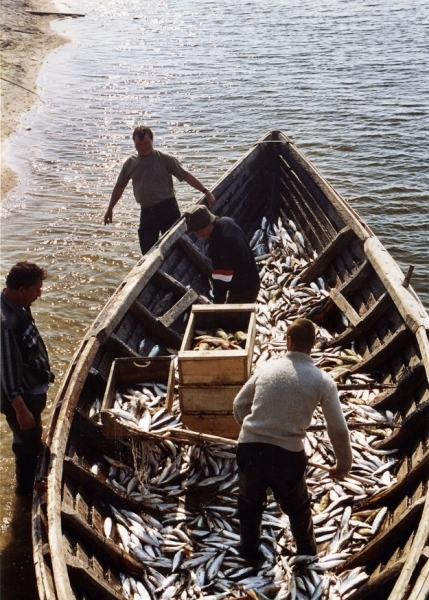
1, 291, 53, 408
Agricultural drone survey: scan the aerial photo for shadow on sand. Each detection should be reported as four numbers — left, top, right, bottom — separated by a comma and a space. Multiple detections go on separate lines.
0, 494, 39, 600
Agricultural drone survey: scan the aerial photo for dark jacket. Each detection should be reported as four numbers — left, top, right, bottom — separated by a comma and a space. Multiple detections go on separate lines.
208, 217, 260, 303
1, 291, 54, 411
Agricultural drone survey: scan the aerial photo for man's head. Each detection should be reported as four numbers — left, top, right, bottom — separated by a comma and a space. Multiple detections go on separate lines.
132, 126, 153, 156
286, 318, 316, 354
5, 261, 47, 307
184, 205, 216, 239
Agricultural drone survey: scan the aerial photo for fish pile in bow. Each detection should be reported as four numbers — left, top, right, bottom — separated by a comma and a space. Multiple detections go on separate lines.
88, 216, 398, 599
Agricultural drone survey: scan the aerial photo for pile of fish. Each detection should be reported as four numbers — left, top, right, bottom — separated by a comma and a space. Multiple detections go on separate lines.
191, 328, 248, 352
104, 382, 182, 435
88, 217, 398, 599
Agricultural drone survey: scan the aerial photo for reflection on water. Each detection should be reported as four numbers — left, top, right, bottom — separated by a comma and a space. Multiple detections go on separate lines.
1, 0, 428, 595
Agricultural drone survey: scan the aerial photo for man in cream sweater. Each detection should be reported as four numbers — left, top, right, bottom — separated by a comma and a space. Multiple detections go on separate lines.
233, 318, 352, 565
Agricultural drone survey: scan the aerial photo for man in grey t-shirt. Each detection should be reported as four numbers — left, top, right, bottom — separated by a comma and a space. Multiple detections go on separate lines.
104, 126, 216, 254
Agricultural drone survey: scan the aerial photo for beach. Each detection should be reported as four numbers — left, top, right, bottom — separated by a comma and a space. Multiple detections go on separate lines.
0, 5, 66, 593
1, 0, 66, 200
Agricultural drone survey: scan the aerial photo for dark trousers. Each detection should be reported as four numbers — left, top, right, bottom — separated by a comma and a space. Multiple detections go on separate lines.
138, 197, 181, 254
237, 442, 316, 557
226, 284, 260, 330
227, 283, 260, 304
3, 393, 46, 495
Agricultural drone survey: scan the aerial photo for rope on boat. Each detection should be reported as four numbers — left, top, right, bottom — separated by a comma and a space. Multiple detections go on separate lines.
130, 438, 153, 489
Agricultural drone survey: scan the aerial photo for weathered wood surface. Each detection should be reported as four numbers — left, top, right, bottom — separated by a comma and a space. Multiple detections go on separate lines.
66, 556, 124, 600
346, 561, 405, 600
342, 497, 425, 571
387, 493, 429, 600
62, 506, 145, 576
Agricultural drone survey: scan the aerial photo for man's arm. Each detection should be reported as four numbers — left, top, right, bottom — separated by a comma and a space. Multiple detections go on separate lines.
1, 328, 35, 429
11, 396, 35, 430
320, 377, 353, 479
184, 173, 216, 207
233, 376, 256, 425
104, 184, 126, 225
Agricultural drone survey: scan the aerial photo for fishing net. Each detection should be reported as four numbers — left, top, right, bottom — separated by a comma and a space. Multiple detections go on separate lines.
130, 437, 154, 490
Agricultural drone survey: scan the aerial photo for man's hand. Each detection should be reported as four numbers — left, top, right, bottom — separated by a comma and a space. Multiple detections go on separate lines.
329, 466, 347, 480
104, 208, 113, 225
105, 185, 125, 224
11, 396, 35, 430
205, 190, 216, 207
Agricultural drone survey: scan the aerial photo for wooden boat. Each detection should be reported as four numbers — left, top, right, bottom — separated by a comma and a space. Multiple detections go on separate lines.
33, 131, 429, 600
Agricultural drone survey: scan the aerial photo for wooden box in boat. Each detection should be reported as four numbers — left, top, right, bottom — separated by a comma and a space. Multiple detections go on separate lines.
180, 411, 241, 439
101, 356, 175, 438
178, 303, 256, 385
179, 383, 242, 414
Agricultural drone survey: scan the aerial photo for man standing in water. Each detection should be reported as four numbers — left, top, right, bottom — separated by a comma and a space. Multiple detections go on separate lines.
104, 126, 216, 254
233, 318, 352, 566
1, 262, 54, 498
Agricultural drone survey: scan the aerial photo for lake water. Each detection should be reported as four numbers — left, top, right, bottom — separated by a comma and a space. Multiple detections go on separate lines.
1, 0, 428, 596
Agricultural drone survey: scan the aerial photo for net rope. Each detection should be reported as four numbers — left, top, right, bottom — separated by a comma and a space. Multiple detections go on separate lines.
130, 437, 154, 489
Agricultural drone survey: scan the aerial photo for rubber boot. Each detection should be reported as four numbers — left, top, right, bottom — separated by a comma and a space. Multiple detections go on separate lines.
288, 502, 317, 555
279, 475, 317, 556
15, 457, 36, 497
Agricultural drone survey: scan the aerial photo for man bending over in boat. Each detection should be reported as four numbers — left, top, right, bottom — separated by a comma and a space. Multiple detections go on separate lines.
233, 318, 352, 566
104, 126, 216, 254
184, 204, 260, 304
1, 262, 55, 498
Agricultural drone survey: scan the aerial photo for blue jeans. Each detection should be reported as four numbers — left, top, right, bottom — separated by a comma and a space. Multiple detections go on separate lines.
138, 197, 181, 254
237, 442, 316, 556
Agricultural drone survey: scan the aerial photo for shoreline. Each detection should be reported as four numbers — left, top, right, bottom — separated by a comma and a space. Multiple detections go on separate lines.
1, 0, 68, 200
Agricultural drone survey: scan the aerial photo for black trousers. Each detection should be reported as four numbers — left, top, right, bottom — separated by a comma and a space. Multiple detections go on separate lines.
237, 442, 317, 556
227, 283, 260, 304
3, 393, 46, 494
138, 197, 181, 254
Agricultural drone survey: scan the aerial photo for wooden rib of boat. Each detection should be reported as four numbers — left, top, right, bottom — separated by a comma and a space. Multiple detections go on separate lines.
33, 131, 429, 600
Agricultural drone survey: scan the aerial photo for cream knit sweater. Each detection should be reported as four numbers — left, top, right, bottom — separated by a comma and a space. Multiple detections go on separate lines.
233, 351, 353, 475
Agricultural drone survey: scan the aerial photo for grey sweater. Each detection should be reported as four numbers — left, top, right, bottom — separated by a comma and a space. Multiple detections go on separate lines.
233, 351, 353, 475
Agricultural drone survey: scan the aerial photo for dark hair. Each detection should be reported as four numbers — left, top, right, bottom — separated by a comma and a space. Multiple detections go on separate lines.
287, 318, 315, 352
132, 126, 154, 141
5, 262, 47, 290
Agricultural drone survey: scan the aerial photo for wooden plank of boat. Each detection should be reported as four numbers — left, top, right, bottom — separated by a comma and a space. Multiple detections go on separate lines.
354, 449, 429, 510
342, 496, 425, 571
32, 131, 429, 600
345, 561, 405, 600
61, 505, 145, 577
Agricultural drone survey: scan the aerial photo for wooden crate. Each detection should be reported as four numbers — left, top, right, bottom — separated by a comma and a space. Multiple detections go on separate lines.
178, 303, 256, 385
179, 385, 242, 413
181, 413, 241, 440
101, 356, 175, 438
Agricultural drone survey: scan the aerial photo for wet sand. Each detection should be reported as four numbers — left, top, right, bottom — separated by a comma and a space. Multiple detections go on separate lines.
1, 0, 67, 200
1, 2, 66, 597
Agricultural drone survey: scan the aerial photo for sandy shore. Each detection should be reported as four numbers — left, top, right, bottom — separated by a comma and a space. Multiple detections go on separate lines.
1, 0, 68, 200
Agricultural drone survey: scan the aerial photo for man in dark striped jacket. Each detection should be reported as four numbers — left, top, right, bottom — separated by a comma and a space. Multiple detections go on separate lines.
1, 262, 54, 498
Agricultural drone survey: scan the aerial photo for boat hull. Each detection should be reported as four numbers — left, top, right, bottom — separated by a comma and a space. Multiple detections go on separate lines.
33, 131, 429, 600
